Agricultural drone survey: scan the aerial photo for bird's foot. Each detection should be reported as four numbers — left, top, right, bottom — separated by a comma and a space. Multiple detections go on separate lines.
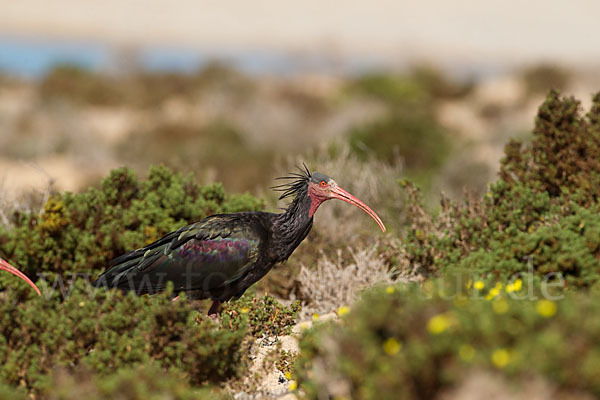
171, 295, 179, 302
207, 300, 221, 319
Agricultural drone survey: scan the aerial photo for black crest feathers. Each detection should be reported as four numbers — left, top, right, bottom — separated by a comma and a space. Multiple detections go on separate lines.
272, 163, 312, 200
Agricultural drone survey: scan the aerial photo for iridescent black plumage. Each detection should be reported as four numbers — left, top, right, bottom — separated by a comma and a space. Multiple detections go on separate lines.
94, 166, 385, 315
94, 166, 317, 310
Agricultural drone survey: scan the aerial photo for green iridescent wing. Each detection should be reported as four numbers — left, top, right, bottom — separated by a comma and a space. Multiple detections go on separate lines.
96, 215, 263, 294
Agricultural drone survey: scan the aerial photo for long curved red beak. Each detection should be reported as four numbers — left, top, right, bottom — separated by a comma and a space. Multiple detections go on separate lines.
0, 258, 40, 296
330, 186, 386, 232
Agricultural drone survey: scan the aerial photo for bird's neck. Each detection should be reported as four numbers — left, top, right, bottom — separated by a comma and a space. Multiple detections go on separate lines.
272, 191, 315, 261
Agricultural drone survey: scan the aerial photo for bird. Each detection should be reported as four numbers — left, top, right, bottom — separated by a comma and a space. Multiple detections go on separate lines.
0, 258, 40, 296
94, 166, 386, 316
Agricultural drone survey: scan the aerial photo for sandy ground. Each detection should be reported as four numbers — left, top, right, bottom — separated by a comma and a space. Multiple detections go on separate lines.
2, 0, 600, 69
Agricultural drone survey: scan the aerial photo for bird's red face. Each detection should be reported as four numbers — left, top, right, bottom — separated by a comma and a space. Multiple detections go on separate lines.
307, 175, 386, 232
0, 259, 40, 296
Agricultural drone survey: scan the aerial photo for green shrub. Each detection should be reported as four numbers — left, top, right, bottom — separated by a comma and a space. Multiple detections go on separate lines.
0, 165, 264, 278
0, 281, 246, 394
44, 365, 226, 400
221, 294, 301, 338
346, 71, 451, 183
296, 282, 600, 399
40, 64, 122, 106
0, 281, 299, 396
457, 206, 600, 288
39, 63, 253, 108
349, 73, 429, 106
400, 91, 600, 286
348, 110, 449, 171
500, 90, 600, 204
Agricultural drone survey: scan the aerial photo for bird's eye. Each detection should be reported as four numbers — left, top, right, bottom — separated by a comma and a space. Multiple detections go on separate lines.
320, 181, 327, 187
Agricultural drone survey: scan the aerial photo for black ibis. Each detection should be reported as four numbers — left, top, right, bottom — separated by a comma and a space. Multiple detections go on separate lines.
0, 258, 41, 296
94, 167, 386, 315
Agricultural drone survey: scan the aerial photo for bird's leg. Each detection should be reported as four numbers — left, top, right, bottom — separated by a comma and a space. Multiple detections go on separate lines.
171, 295, 179, 302
207, 300, 221, 319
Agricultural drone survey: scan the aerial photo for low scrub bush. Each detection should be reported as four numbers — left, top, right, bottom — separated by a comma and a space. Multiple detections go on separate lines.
0, 282, 299, 396
346, 70, 454, 184
39, 63, 252, 108
44, 364, 226, 400
0, 165, 264, 278
0, 282, 245, 394
401, 91, 600, 287
296, 282, 600, 399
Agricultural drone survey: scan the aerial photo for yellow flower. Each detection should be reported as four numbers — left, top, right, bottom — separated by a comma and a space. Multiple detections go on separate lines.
485, 287, 501, 301
492, 299, 509, 314
312, 313, 320, 321
288, 380, 298, 391
491, 348, 511, 368
240, 307, 250, 313
284, 371, 292, 380
505, 278, 523, 293
513, 279, 523, 291
337, 306, 350, 316
459, 344, 475, 362
383, 338, 402, 355
536, 300, 557, 318
299, 321, 311, 331
473, 280, 485, 290
386, 286, 395, 294
427, 313, 452, 335
78, 301, 85, 307
415, 229, 425, 240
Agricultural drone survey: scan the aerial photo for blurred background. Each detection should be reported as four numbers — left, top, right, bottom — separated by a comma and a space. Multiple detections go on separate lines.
1, 0, 600, 213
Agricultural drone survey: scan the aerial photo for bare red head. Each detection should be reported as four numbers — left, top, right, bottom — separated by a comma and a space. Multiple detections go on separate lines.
307, 172, 386, 232
0, 259, 40, 296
